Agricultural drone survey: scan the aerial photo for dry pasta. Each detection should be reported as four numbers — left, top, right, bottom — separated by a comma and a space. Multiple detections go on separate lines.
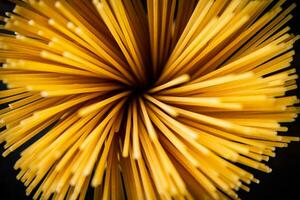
0, 0, 299, 199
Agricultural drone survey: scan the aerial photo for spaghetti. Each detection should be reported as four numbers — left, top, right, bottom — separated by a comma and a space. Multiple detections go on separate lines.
0, 0, 299, 199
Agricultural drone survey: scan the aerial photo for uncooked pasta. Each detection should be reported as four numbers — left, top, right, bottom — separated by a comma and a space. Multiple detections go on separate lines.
0, 0, 299, 199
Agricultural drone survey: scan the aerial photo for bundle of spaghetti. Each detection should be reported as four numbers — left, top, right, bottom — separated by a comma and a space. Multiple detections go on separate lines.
0, 0, 299, 199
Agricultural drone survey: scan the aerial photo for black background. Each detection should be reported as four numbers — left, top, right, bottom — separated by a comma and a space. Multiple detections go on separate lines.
0, 0, 299, 200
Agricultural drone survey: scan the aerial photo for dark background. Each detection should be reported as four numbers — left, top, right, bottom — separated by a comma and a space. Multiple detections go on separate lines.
0, 0, 299, 200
